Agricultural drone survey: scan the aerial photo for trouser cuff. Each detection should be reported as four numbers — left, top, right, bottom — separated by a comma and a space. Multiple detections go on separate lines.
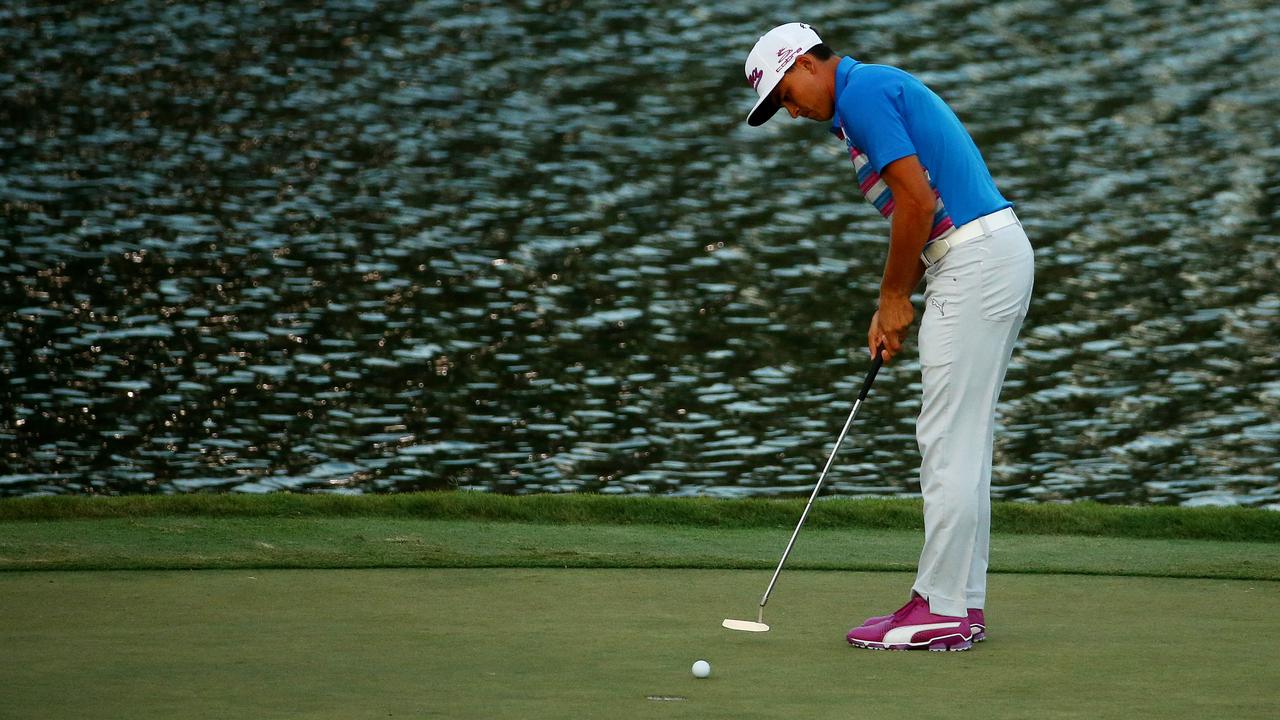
913, 586, 967, 618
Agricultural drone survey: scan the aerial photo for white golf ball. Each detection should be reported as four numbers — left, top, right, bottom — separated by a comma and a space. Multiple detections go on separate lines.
691, 660, 711, 678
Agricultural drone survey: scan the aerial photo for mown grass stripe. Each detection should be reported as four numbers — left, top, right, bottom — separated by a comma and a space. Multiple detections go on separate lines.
1, 492, 1277, 542
3, 519, 1278, 580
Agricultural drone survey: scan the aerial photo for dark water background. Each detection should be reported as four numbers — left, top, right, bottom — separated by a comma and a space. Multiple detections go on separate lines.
2, 0, 1278, 505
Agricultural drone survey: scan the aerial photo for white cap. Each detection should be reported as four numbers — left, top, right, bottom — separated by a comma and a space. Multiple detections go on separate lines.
743, 22, 824, 126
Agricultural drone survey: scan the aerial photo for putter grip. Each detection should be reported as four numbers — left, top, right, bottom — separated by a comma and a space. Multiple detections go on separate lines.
858, 348, 884, 401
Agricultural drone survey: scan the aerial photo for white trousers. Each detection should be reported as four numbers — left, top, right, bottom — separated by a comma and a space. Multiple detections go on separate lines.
910, 218, 1034, 618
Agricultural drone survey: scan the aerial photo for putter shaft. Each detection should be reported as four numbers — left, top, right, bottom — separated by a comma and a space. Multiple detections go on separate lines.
756, 351, 883, 612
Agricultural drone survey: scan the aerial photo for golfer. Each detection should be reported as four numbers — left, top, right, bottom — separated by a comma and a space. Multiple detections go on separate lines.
743, 23, 1034, 651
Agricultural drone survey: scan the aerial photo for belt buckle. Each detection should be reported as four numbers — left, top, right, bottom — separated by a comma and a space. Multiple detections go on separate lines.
921, 237, 950, 268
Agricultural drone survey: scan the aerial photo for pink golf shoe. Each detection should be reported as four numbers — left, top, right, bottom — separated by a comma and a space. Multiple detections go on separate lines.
859, 606, 986, 643
969, 608, 986, 642
847, 593, 973, 652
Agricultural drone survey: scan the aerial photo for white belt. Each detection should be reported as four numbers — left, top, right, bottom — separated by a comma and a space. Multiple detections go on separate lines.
921, 207, 1019, 268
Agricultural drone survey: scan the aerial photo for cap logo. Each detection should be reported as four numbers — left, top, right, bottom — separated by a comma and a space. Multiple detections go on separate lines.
775, 46, 804, 72
747, 67, 763, 90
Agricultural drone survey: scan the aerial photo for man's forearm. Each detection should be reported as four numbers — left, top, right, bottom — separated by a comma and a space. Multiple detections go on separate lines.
870, 155, 937, 363
880, 199, 930, 301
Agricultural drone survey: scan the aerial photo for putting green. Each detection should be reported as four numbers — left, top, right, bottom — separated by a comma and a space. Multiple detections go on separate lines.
2, 568, 1276, 719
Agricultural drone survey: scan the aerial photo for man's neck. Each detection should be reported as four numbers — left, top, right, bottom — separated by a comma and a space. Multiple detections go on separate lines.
819, 57, 842, 105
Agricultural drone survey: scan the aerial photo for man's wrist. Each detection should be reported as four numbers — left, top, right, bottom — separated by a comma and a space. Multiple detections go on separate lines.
879, 289, 911, 305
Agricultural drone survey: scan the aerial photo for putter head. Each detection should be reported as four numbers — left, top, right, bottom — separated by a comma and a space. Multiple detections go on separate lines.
722, 618, 770, 632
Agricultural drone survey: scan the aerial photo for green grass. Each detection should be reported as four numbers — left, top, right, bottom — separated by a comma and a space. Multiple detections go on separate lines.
3, 493, 1276, 578
2, 493, 1277, 718
3, 492, 1279, 541
2, 568, 1276, 720
2, 517, 1278, 580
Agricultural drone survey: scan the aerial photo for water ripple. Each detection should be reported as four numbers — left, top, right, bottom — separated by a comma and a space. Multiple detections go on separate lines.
2, 0, 1278, 505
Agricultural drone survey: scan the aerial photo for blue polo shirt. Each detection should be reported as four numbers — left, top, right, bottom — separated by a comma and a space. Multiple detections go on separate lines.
830, 56, 1010, 228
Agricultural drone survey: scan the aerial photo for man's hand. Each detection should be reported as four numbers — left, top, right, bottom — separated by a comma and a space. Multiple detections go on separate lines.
869, 292, 914, 364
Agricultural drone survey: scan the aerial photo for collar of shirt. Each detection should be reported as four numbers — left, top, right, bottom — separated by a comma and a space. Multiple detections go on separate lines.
829, 55, 862, 139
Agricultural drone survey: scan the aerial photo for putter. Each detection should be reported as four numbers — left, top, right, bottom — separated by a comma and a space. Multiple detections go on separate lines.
722, 347, 884, 633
